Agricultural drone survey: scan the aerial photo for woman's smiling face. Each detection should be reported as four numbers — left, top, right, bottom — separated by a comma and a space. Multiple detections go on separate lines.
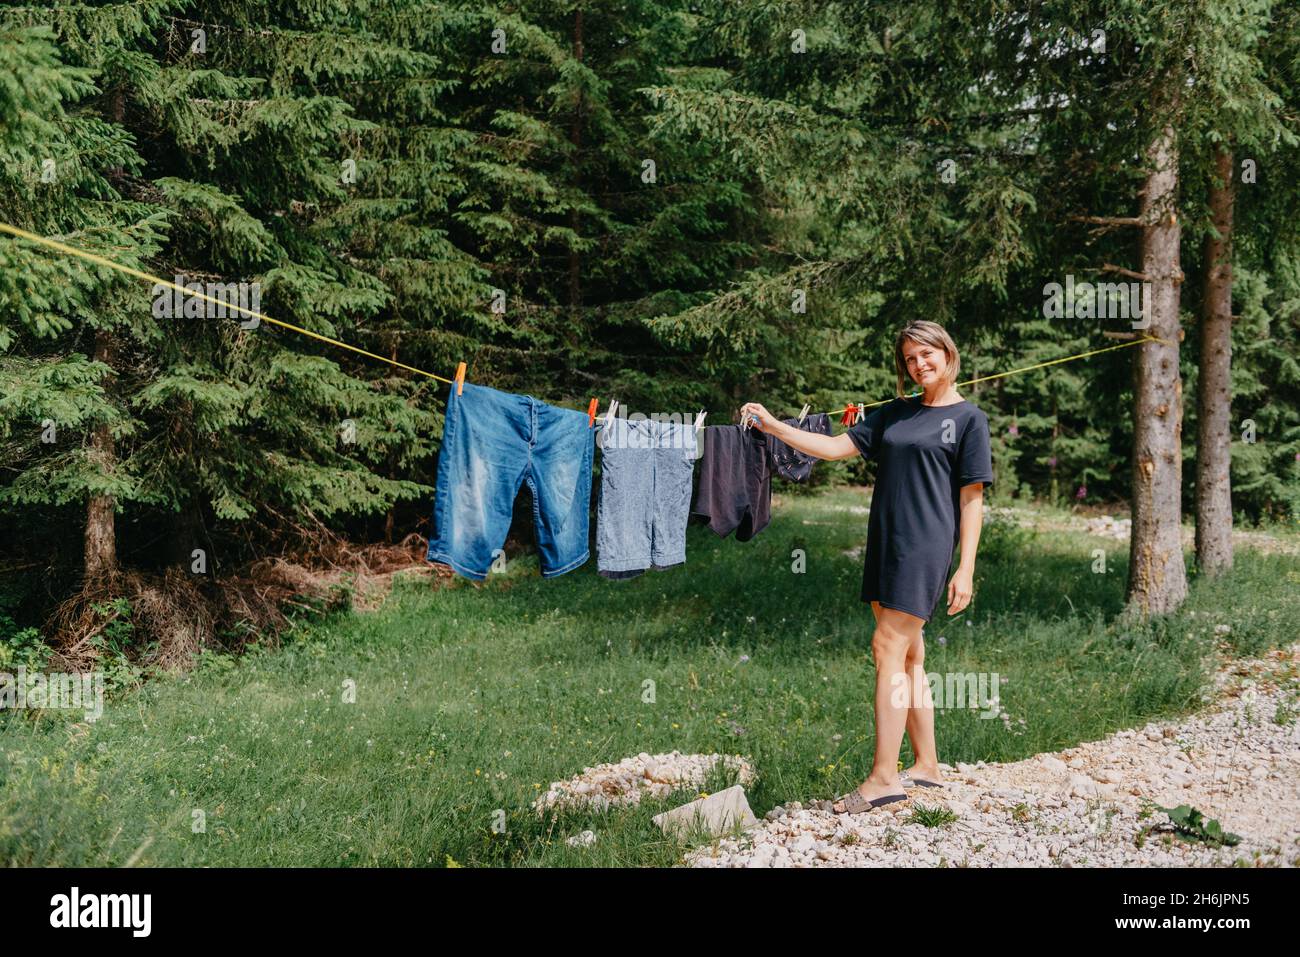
902, 338, 950, 387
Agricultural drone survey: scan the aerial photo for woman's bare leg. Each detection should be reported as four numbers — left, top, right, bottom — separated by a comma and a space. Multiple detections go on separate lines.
831, 603, 918, 810
903, 628, 943, 782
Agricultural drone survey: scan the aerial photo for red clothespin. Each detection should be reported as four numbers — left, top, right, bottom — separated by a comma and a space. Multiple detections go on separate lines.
840, 404, 856, 426
454, 361, 466, 396
587, 398, 599, 427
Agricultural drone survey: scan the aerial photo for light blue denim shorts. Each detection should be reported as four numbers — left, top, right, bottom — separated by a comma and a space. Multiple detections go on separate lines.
427, 381, 595, 580
596, 415, 698, 578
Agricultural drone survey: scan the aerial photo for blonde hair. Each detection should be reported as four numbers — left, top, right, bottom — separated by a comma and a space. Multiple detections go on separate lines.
894, 320, 960, 397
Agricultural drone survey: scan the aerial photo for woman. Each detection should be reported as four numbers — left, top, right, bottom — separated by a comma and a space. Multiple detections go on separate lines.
740, 320, 994, 815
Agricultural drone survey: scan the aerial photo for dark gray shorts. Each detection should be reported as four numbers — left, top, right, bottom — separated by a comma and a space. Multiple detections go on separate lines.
691, 425, 771, 541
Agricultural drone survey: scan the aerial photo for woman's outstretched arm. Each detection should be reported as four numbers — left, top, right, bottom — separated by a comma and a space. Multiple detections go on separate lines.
738, 403, 857, 462
738, 402, 859, 460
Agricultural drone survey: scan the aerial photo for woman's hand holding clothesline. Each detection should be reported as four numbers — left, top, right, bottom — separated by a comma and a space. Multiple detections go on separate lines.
739, 402, 859, 461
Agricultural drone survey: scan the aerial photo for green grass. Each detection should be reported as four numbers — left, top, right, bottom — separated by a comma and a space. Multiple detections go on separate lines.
1, 487, 1296, 866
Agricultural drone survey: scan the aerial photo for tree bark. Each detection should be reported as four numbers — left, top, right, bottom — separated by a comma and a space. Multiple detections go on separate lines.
86, 87, 127, 583
85, 328, 118, 581
1195, 147, 1234, 575
385, 340, 398, 544
1126, 124, 1188, 616
567, 7, 583, 309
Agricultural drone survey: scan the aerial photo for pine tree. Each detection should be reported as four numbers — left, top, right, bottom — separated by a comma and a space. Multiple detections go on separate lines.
1, 2, 439, 606
0, 10, 173, 584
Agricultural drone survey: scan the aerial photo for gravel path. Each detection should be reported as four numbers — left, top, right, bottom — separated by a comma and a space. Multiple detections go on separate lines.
686, 644, 1299, 868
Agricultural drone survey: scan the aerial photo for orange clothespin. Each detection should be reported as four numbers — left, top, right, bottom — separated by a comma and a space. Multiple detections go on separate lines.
454, 361, 466, 396
587, 398, 599, 427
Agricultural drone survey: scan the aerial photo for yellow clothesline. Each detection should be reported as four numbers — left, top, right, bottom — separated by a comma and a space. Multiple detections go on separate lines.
0, 221, 1166, 424
0, 222, 454, 384
824, 334, 1165, 420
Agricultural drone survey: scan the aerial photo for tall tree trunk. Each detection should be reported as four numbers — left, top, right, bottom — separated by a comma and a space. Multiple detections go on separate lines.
385, 340, 398, 544
567, 7, 583, 309
86, 87, 127, 583
1050, 394, 1059, 502
1195, 147, 1234, 575
168, 501, 203, 569
1127, 124, 1187, 616
85, 328, 118, 581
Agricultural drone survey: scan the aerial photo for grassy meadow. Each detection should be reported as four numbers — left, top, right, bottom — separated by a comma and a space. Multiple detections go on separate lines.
1, 487, 1296, 866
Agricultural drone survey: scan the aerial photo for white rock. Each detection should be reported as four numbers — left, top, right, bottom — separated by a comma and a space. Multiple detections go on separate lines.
1070, 774, 1102, 798
566, 829, 597, 847
653, 785, 759, 841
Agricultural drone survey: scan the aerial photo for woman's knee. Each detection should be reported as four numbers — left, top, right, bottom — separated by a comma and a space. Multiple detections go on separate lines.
905, 630, 925, 666
871, 624, 911, 663
873, 610, 923, 660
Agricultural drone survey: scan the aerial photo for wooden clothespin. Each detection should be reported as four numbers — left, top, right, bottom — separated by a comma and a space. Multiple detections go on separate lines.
797, 403, 810, 424
454, 361, 466, 396
601, 399, 620, 437
854, 402, 866, 424
587, 398, 599, 427
693, 409, 707, 435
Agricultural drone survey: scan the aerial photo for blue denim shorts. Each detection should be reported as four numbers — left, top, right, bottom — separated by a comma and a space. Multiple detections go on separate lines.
596, 415, 698, 578
427, 382, 595, 580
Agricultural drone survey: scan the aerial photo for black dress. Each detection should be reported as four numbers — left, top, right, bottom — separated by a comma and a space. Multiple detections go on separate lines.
845, 396, 995, 622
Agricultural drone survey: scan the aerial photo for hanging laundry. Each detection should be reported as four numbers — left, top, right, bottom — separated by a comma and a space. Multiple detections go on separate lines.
691, 425, 772, 541
596, 415, 698, 579
427, 381, 595, 580
767, 412, 832, 482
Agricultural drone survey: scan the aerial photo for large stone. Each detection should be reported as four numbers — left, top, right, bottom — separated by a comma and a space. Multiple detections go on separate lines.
653, 785, 759, 841
1070, 774, 1103, 798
